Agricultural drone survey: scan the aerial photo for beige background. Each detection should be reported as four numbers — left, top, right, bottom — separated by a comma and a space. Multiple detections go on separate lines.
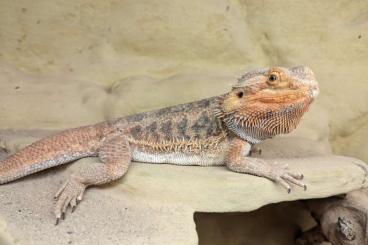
0, 0, 367, 162
0, 1, 367, 244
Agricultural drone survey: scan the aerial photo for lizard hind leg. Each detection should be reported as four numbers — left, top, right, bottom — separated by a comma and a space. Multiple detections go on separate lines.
54, 135, 132, 224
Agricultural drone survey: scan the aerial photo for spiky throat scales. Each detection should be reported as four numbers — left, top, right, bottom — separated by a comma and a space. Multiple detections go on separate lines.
215, 97, 312, 144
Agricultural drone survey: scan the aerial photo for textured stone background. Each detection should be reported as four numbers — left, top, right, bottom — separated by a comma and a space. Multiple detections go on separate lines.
0, 1, 367, 244
0, 0, 367, 162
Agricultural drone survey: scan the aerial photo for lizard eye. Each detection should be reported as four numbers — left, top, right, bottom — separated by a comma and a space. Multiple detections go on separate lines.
236, 91, 244, 98
268, 73, 279, 84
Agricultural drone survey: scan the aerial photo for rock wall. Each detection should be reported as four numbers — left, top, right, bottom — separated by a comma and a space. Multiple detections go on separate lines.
0, 0, 367, 161
0, 1, 367, 244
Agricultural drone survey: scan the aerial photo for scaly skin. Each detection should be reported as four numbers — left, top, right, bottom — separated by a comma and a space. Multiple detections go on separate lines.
0, 66, 319, 224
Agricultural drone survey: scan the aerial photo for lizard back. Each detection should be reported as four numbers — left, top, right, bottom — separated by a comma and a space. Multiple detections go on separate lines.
114, 97, 229, 165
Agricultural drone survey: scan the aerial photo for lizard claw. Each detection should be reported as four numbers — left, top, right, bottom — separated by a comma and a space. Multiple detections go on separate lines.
54, 177, 86, 225
270, 164, 307, 193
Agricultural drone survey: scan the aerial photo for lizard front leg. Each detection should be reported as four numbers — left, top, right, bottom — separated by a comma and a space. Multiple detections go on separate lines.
54, 135, 131, 224
226, 137, 306, 192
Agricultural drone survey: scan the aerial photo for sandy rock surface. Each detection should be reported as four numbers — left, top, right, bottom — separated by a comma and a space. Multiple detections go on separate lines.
0, 1, 367, 244
0, 130, 366, 245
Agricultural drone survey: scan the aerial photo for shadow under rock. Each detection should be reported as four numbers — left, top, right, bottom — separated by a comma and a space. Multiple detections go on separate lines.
194, 201, 316, 245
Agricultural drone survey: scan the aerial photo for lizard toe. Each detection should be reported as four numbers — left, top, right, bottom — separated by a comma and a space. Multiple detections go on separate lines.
270, 164, 306, 192
287, 171, 304, 180
70, 197, 77, 213
54, 177, 86, 224
282, 173, 307, 190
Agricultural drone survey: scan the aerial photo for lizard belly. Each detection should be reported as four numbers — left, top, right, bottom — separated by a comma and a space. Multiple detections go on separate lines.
132, 149, 225, 166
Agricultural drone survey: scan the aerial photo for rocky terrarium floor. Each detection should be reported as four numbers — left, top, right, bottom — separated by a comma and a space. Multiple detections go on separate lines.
0, 130, 366, 245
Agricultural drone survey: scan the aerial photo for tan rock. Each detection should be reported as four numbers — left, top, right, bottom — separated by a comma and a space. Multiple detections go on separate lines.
0, 0, 367, 243
0, 0, 366, 161
0, 130, 366, 244
0, 63, 108, 129
332, 113, 368, 164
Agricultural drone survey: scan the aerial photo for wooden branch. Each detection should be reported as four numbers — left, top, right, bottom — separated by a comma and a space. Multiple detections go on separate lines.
297, 189, 368, 245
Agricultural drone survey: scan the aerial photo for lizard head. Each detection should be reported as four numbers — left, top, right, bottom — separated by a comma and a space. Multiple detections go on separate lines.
216, 66, 319, 144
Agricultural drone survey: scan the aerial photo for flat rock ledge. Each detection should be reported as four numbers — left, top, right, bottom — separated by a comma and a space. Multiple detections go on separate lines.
0, 130, 367, 245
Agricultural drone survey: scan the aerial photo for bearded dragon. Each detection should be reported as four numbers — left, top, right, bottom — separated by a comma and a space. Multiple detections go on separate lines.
0, 66, 319, 224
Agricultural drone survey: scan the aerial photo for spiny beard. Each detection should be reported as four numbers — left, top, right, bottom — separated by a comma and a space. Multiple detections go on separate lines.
213, 96, 312, 144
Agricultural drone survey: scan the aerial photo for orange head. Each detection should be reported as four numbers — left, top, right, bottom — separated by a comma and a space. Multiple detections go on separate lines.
217, 66, 319, 143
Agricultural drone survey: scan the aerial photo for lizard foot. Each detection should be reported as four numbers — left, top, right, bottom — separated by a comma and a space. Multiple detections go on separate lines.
54, 176, 86, 225
268, 163, 306, 193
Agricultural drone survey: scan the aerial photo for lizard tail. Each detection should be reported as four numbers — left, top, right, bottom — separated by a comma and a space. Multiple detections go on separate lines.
0, 124, 106, 184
